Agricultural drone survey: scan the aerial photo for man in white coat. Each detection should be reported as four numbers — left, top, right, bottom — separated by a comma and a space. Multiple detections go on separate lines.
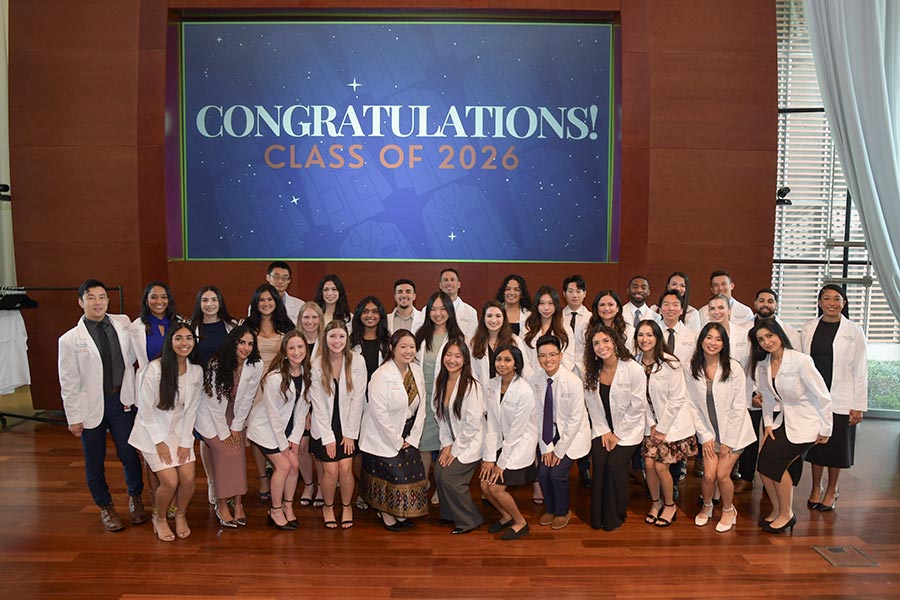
58, 279, 147, 532
698, 270, 754, 327
265, 261, 304, 323
439, 268, 478, 340
386, 278, 425, 335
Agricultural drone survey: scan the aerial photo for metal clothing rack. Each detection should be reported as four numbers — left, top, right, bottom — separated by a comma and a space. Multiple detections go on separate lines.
0, 284, 126, 428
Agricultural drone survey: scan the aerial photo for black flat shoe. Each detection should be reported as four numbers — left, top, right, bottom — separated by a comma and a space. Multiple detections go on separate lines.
488, 519, 514, 534
451, 527, 475, 535
501, 524, 530, 541
397, 519, 415, 529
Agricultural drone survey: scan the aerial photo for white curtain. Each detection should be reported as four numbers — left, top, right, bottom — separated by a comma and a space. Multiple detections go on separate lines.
804, 0, 900, 319
0, 0, 14, 286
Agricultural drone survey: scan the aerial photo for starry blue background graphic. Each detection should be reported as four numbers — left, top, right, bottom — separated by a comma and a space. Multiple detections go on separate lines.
181, 22, 616, 261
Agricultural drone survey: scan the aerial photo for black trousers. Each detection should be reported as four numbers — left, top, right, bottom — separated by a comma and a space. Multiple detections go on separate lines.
737, 409, 764, 482
590, 438, 638, 531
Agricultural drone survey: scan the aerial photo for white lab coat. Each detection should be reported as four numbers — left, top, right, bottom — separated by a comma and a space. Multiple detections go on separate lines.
128, 359, 203, 453
756, 349, 833, 443
58, 314, 137, 428
532, 366, 591, 460
684, 359, 756, 450
483, 375, 539, 471
640, 354, 696, 442
800, 316, 868, 414
358, 360, 427, 457
194, 359, 264, 440
386, 307, 425, 335
246, 371, 310, 451
584, 358, 647, 446
436, 378, 485, 465
452, 296, 479, 341
309, 352, 367, 444
468, 333, 532, 386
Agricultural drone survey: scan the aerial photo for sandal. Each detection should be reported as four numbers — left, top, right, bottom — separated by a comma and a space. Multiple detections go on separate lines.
174, 513, 191, 539
322, 502, 338, 529
283, 497, 299, 529
313, 489, 325, 508
152, 516, 175, 542
299, 481, 315, 507
258, 475, 271, 502
341, 502, 354, 529
532, 482, 544, 505
656, 503, 677, 527
645, 498, 662, 524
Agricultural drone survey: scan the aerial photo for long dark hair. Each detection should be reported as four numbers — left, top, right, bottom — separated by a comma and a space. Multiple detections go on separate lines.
349, 295, 391, 359
246, 283, 295, 333
583, 325, 633, 392
203, 325, 261, 402
588, 289, 628, 344
634, 320, 679, 373
386, 329, 416, 362
690, 322, 732, 382
748, 318, 794, 379
471, 300, 514, 359
817, 283, 850, 317
524, 285, 568, 349
140, 281, 179, 330
434, 339, 476, 421
263, 330, 311, 403
416, 291, 463, 352
494, 274, 532, 310
494, 344, 525, 379
189, 285, 235, 331
314, 274, 352, 325
157, 323, 198, 411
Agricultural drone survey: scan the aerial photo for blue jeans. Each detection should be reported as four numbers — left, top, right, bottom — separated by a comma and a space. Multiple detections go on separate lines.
537, 454, 574, 516
80, 391, 144, 507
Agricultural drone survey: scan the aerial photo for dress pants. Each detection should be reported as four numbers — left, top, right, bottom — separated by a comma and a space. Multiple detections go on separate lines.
434, 458, 484, 531
80, 391, 144, 507
590, 438, 637, 530
737, 409, 764, 482
537, 454, 574, 517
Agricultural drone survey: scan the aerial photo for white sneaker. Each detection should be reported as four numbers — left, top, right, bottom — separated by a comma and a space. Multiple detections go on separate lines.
695, 502, 714, 527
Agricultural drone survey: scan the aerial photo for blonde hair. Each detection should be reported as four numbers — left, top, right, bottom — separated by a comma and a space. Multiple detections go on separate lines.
297, 301, 325, 350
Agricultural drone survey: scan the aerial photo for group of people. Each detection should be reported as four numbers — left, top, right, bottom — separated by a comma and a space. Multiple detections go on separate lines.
57, 263, 867, 541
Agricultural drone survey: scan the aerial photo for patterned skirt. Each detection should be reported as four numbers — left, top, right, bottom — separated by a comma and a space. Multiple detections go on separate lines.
641, 434, 699, 464
360, 447, 429, 518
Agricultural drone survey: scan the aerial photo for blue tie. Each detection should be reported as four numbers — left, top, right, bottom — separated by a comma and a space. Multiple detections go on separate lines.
542, 378, 554, 445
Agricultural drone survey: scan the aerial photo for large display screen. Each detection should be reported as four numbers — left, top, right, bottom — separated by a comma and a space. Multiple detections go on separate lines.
176, 20, 620, 262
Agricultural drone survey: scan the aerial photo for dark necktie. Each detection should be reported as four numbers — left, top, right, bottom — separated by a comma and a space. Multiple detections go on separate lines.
542, 378, 554, 445
569, 312, 577, 332
96, 320, 114, 394
666, 328, 676, 354
633, 307, 642, 329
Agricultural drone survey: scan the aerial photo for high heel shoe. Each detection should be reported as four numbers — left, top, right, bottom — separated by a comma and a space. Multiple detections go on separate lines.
818, 490, 840, 512
376, 511, 403, 532
761, 515, 796, 534
715, 506, 737, 533
655, 503, 677, 528
322, 502, 338, 529
807, 485, 824, 510
174, 513, 191, 539
283, 498, 299, 529
694, 502, 714, 527
152, 516, 175, 542
341, 503, 354, 529
214, 505, 238, 529
299, 482, 315, 507
645, 498, 661, 525
267, 505, 294, 531
233, 503, 247, 527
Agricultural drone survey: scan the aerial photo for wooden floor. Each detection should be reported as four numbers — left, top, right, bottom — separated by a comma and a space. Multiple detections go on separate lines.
1, 416, 898, 600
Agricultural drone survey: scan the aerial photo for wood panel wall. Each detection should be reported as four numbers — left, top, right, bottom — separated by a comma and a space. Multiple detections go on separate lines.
9, 0, 776, 410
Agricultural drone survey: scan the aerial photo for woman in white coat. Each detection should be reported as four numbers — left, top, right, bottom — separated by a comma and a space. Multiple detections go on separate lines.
752, 318, 832, 534
195, 325, 263, 528
309, 320, 367, 529
686, 323, 756, 533
480, 345, 538, 541
296, 300, 325, 508
359, 329, 429, 531
801, 285, 867, 513
246, 331, 312, 530
415, 290, 465, 501
433, 340, 485, 535
349, 295, 391, 382
583, 325, 646, 531
469, 300, 532, 385
588, 289, 636, 356
128, 323, 203, 542
522, 285, 576, 373
635, 320, 697, 528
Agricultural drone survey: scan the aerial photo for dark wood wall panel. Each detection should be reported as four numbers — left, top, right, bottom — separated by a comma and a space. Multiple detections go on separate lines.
10, 0, 776, 410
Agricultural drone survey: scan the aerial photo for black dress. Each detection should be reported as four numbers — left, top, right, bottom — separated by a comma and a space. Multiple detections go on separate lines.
806, 319, 855, 468
310, 378, 356, 462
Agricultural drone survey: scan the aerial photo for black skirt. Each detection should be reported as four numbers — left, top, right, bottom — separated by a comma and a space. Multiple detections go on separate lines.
805, 413, 855, 468
757, 425, 813, 486
492, 450, 536, 486
309, 435, 356, 462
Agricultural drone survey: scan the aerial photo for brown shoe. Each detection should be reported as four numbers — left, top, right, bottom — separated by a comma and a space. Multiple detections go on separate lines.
733, 480, 753, 494
100, 505, 125, 532
129, 495, 149, 524
550, 512, 572, 530
538, 512, 555, 526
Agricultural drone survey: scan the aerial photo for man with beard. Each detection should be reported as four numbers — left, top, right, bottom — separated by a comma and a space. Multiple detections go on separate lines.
622, 275, 662, 330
